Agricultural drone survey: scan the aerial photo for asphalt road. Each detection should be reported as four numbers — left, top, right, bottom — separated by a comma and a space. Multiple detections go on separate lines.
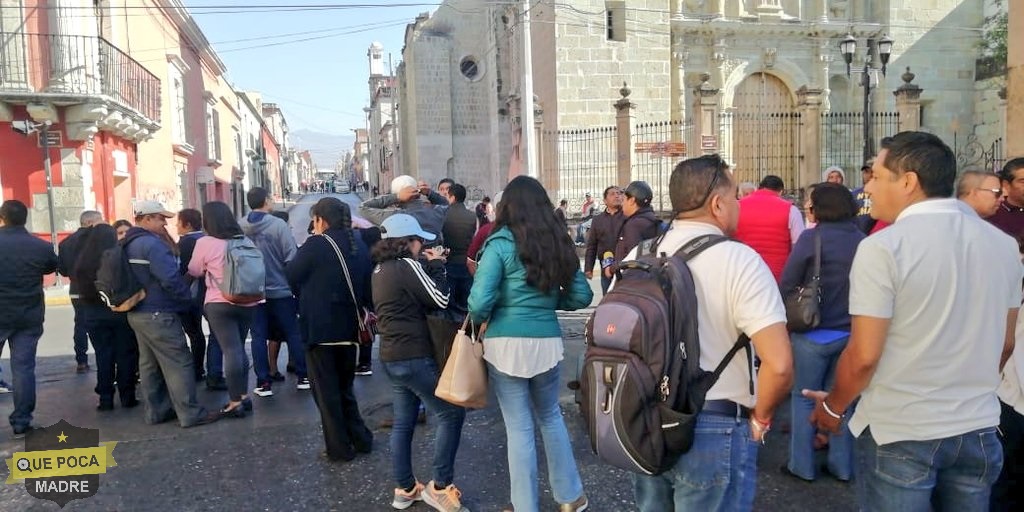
0, 193, 856, 511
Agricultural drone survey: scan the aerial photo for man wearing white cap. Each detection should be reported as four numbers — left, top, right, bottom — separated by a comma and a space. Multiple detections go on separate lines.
123, 200, 219, 428
359, 175, 448, 244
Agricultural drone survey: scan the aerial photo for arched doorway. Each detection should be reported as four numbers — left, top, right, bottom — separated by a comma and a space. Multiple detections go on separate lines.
723, 72, 800, 188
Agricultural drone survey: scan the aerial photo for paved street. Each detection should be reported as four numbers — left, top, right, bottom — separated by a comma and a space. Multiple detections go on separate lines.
0, 193, 856, 511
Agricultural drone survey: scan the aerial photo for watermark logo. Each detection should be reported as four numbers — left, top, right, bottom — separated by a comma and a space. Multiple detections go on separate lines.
5, 419, 117, 507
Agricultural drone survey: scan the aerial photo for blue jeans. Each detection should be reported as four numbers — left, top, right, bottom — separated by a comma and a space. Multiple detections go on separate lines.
634, 413, 759, 512
0, 325, 43, 430
856, 426, 1003, 511
383, 357, 466, 489
204, 303, 254, 402
788, 332, 853, 480
489, 362, 584, 511
250, 297, 306, 383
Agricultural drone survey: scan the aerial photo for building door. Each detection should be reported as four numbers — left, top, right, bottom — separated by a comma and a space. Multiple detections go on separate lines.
722, 72, 801, 189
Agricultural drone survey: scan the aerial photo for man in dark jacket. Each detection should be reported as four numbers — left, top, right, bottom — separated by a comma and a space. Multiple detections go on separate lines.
241, 187, 307, 396
176, 209, 225, 390
614, 181, 661, 266
124, 200, 218, 428
0, 200, 58, 436
584, 186, 625, 294
442, 184, 476, 314
57, 210, 103, 373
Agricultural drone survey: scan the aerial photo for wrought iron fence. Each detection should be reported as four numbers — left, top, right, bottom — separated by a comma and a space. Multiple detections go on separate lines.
632, 120, 694, 212
820, 111, 899, 187
0, 32, 161, 122
953, 133, 1005, 173
540, 125, 617, 213
718, 110, 802, 193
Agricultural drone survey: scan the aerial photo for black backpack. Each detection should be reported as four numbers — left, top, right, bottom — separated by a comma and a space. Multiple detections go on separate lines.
95, 239, 146, 312
580, 234, 752, 475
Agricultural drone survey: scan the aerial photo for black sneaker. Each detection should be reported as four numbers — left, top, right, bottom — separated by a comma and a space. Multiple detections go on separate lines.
253, 382, 274, 397
0, 380, 11, 393
296, 378, 311, 391
76, 363, 90, 374
13, 425, 38, 438
269, 372, 286, 382
188, 411, 222, 427
354, 365, 373, 376
97, 397, 115, 411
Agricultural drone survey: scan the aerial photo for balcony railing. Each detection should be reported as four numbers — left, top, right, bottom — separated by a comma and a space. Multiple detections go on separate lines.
1, 32, 160, 123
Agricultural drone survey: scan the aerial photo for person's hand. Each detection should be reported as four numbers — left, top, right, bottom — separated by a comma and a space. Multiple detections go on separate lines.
603, 266, 614, 279
478, 321, 488, 339
585, 271, 593, 279
422, 247, 447, 262
467, 258, 477, 276
803, 389, 843, 434
398, 186, 419, 203
418, 181, 431, 195
749, 417, 771, 443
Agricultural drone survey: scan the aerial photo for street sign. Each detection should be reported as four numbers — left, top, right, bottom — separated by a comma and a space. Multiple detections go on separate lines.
635, 141, 686, 157
196, 166, 215, 184
36, 131, 62, 148
700, 135, 717, 151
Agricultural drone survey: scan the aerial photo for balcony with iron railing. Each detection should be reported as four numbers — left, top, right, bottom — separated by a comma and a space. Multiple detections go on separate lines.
1, 32, 161, 125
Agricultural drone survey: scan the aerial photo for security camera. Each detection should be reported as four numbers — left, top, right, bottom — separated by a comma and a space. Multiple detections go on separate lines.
11, 120, 35, 135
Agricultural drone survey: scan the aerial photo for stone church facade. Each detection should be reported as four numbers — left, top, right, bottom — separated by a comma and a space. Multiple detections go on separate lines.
389, 0, 1000, 204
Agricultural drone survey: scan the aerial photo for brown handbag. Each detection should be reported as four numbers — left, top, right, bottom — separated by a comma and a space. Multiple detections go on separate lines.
435, 318, 487, 409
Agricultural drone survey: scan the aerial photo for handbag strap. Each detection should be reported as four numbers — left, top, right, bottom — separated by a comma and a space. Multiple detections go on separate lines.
319, 233, 365, 329
811, 230, 822, 281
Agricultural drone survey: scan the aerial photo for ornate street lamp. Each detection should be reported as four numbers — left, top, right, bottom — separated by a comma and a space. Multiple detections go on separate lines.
841, 34, 894, 162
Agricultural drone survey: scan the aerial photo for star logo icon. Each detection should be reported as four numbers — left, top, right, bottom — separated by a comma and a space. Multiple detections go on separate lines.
57, 432, 68, 443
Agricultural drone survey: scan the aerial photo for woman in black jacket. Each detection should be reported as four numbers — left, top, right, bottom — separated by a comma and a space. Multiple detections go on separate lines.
372, 213, 467, 511
72, 224, 139, 410
285, 198, 373, 462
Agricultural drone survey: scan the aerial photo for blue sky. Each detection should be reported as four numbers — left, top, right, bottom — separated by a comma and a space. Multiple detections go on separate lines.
188, 2, 436, 135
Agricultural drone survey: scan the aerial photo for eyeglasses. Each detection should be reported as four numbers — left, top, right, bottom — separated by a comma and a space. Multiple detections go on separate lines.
688, 155, 728, 211
977, 187, 1002, 198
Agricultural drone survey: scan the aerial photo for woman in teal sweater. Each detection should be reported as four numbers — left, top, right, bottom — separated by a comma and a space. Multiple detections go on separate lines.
468, 176, 594, 512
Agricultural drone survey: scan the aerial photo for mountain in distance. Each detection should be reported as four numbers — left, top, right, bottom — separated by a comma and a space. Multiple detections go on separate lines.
289, 128, 355, 169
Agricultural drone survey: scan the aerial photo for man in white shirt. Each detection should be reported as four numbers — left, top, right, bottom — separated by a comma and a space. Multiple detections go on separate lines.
807, 131, 1021, 510
628, 154, 793, 511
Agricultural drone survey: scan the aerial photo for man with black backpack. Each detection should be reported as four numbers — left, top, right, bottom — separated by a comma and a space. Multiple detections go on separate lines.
123, 200, 219, 428
609, 155, 792, 510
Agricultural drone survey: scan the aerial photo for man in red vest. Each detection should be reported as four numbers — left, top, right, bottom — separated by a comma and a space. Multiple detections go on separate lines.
734, 175, 805, 282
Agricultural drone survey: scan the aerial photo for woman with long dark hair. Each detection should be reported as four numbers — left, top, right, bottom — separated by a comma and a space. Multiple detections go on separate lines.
285, 197, 374, 462
188, 201, 257, 417
468, 175, 593, 512
372, 213, 467, 512
72, 224, 139, 410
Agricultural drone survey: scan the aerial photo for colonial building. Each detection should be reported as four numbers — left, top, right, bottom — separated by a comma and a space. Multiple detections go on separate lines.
1, 0, 160, 236
394, 0, 998, 206
365, 42, 397, 193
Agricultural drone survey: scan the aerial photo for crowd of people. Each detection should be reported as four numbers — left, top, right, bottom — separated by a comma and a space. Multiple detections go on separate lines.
2, 130, 1024, 512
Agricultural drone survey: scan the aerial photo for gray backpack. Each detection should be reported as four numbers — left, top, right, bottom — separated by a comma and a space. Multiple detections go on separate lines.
216, 235, 266, 304
580, 234, 751, 475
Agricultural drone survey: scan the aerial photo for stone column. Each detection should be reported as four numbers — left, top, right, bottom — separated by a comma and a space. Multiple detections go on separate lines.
692, 74, 720, 156
1008, 0, 1024, 157
797, 86, 824, 190
670, 35, 687, 141
893, 67, 923, 132
615, 83, 636, 186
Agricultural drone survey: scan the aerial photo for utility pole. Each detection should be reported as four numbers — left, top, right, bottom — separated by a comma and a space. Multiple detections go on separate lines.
11, 120, 58, 254
520, 0, 538, 178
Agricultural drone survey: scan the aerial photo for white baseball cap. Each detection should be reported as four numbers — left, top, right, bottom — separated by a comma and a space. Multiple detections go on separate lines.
134, 200, 175, 218
380, 213, 436, 241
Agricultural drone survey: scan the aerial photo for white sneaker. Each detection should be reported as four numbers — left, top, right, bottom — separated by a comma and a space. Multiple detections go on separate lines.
253, 383, 274, 397
296, 378, 311, 390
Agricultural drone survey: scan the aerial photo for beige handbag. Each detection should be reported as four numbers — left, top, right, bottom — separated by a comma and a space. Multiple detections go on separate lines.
435, 319, 488, 409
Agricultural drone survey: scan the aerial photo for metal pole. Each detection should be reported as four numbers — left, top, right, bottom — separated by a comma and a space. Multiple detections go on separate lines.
40, 125, 58, 254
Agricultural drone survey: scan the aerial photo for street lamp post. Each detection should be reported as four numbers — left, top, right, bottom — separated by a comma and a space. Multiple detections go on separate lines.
840, 34, 894, 163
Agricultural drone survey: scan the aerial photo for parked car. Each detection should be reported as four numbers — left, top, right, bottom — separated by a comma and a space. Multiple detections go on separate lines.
335, 180, 351, 194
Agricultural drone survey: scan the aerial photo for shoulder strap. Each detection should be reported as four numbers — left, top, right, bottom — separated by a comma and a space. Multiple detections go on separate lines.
673, 234, 729, 262
319, 234, 365, 329
811, 229, 822, 280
